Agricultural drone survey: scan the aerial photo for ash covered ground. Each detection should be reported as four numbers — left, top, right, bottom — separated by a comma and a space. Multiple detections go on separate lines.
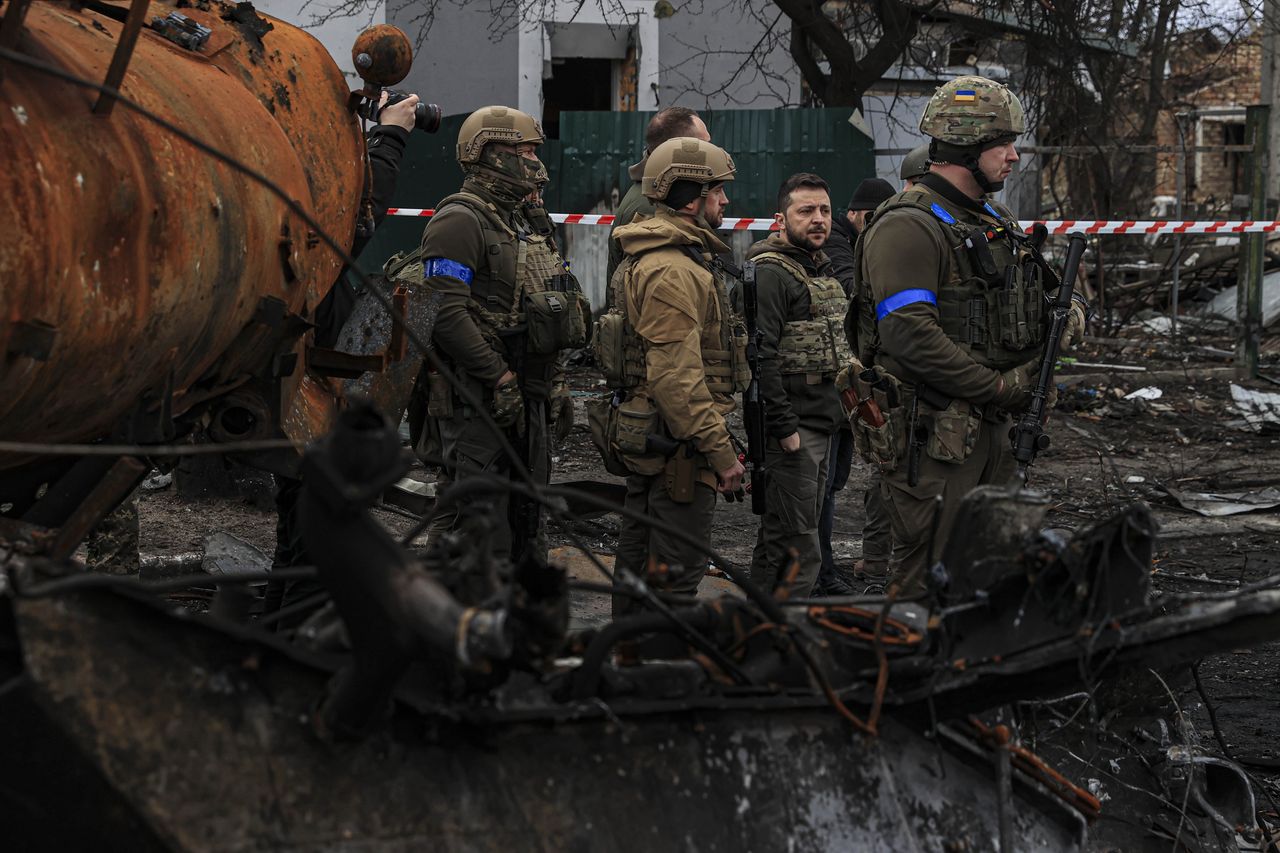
134, 327, 1280, 814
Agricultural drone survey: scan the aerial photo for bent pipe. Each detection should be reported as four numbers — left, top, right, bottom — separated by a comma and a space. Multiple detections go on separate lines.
570, 605, 718, 701
299, 409, 510, 737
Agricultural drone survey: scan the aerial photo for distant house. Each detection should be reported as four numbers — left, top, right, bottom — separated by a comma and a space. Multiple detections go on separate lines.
1154, 27, 1261, 215
263, 0, 1056, 213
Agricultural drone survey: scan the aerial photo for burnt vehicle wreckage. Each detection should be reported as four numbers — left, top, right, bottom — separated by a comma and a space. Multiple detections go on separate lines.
1, 1, 1280, 850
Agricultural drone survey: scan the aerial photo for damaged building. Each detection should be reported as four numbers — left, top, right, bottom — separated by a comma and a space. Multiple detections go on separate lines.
2, 0, 1280, 851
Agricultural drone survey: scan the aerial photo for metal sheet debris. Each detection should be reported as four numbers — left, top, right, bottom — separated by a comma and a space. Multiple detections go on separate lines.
1229, 383, 1280, 432
1163, 485, 1280, 517
201, 531, 271, 577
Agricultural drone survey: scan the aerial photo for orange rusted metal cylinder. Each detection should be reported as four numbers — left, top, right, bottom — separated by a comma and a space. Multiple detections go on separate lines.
0, 0, 363, 463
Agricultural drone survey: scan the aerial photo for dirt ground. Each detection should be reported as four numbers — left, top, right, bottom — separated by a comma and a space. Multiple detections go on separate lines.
135, 324, 1280, 807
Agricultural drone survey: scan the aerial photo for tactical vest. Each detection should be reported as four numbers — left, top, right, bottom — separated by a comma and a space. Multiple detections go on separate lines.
594, 245, 749, 395
751, 251, 853, 380
855, 188, 1046, 371
433, 192, 590, 395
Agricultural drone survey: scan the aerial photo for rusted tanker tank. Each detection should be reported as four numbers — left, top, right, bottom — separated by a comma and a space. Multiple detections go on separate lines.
0, 0, 364, 465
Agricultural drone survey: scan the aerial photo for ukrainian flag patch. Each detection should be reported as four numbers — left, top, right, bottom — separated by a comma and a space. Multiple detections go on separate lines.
954, 90, 977, 103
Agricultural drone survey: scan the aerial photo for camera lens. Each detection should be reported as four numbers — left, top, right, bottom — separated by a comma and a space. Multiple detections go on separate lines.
416, 102, 443, 134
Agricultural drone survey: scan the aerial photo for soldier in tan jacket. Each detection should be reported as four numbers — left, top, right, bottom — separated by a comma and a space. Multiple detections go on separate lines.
602, 137, 746, 615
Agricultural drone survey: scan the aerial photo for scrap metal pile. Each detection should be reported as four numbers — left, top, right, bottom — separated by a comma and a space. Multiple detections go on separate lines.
2, 1, 1280, 850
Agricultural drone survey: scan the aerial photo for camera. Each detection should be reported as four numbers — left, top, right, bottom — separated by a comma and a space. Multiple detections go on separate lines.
359, 90, 442, 134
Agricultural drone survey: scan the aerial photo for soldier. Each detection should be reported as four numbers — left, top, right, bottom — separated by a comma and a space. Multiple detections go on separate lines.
738, 173, 850, 597
604, 137, 745, 614
606, 107, 711, 285
852, 76, 1087, 591
900, 144, 930, 188
415, 106, 589, 567
819, 177, 897, 594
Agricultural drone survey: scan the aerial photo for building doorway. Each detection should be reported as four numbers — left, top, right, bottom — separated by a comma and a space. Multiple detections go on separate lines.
542, 57, 614, 139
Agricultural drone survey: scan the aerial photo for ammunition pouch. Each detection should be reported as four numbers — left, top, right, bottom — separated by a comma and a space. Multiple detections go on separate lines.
524, 290, 590, 355
585, 392, 665, 477
777, 318, 847, 379
995, 262, 1044, 350
850, 366, 906, 472
593, 310, 646, 390
922, 397, 981, 465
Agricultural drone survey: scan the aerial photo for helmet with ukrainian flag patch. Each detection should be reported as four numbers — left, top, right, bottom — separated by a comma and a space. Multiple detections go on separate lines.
919, 76, 1025, 146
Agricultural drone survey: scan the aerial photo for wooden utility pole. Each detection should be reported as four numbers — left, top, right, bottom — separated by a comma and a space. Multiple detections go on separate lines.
1264, 0, 1280, 200
1237, 104, 1269, 378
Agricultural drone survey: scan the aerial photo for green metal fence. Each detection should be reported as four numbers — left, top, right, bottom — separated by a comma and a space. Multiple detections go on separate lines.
351, 108, 875, 274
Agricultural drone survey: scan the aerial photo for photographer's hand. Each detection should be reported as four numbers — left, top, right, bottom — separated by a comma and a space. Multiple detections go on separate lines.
378, 92, 419, 131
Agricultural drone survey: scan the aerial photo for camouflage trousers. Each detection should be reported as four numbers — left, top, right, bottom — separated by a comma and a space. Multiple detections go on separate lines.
749, 424, 831, 597
86, 494, 141, 574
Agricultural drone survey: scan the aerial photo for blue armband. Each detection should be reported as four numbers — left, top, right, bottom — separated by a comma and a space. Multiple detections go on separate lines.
876, 289, 937, 322
929, 203, 957, 225
423, 258, 475, 285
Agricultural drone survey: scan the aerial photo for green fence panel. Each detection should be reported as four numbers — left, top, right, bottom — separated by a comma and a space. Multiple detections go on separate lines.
351, 108, 875, 274
555, 107, 875, 217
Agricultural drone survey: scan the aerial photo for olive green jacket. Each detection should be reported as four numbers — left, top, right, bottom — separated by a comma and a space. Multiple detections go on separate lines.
607, 159, 655, 285
741, 233, 844, 439
860, 179, 1010, 405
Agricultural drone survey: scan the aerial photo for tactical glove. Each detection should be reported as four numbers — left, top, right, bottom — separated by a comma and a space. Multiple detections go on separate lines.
550, 386, 574, 444
834, 364, 857, 417
992, 361, 1038, 412
492, 379, 525, 433
1059, 298, 1089, 352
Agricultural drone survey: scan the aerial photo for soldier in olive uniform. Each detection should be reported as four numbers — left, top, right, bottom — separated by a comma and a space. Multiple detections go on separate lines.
416, 106, 589, 567
821, 178, 898, 594
606, 108, 711, 285
851, 76, 1087, 590
738, 173, 850, 596
600, 138, 746, 615
900, 144, 930, 188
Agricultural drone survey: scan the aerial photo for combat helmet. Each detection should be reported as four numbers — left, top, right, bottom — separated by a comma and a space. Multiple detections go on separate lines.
900, 144, 930, 183
642, 137, 735, 204
918, 76, 1025, 192
457, 106, 545, 163
456, 105, 546, 202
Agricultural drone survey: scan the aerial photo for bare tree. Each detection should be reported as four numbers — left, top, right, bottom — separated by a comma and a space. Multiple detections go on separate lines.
778, 0, 939, 109
301, 0, 634, 47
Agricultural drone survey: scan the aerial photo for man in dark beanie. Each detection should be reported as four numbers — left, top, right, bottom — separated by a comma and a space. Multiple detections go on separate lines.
813, 176, 897, 596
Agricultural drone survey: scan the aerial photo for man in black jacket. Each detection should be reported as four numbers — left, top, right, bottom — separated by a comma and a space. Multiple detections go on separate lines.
737, 173, 849, 596
813, 177, 895, 595
313, 92, 420, 347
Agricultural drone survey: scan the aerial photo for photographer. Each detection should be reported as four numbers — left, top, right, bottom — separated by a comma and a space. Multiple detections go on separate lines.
267, 91, 425, 626
354, 91, 419, 257
314, 91, 421, 348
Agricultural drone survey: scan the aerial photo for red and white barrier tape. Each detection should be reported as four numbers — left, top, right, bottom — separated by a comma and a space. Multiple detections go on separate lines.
386, 208, 1280, 236
386, 208, 780, 230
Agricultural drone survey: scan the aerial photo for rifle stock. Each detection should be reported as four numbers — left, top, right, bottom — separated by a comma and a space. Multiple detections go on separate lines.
741, 261, 767, 515
1010, 232, 1089, 476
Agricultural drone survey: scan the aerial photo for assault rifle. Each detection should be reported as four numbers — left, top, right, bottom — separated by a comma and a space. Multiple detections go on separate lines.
741, 260, 767, 515
1010, 232, 1088, 478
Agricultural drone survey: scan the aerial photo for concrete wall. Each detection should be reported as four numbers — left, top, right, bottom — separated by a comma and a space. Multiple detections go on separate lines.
655, 0, 796, 109
389, 4, 521, 114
